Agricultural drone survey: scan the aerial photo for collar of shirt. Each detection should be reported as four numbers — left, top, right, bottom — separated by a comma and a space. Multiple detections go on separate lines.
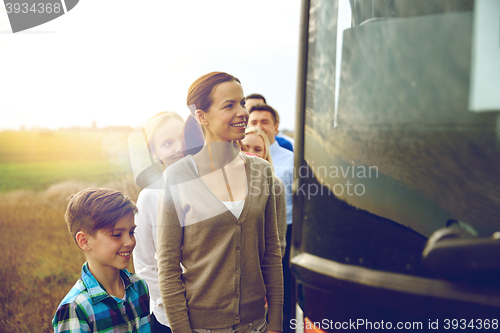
80, 262, 136, 305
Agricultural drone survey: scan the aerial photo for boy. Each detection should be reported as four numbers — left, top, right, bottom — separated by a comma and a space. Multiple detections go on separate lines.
53, 188, 151, 332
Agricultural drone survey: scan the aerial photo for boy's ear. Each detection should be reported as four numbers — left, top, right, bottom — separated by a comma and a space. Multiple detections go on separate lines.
76, 231, 91, 251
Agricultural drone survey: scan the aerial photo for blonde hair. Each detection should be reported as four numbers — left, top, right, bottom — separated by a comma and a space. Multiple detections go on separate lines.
65, 188, 138, 246
143, 111, 184, 156
244, 127, 273, 168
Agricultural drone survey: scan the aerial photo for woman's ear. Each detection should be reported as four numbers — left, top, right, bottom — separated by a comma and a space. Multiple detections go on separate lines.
195, 110, 208, 126
76, 231, 91, 251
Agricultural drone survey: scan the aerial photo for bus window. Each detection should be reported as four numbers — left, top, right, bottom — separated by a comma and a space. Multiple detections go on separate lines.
292, 0, 500, 329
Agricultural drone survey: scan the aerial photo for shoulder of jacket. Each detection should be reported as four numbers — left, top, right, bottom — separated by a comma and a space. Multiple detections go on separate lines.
273, 176, 284, 188
164, 157, 194, 182
243, 153, 271, 169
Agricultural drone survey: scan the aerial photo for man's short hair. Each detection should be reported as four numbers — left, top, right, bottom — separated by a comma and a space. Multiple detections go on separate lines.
245, 93, 267, 104
65, 188, 138, 245
249, 104, 279, 124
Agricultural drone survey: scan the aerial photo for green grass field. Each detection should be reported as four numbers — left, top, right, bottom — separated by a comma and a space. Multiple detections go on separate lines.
0, 130, 132, 192
0, 129, 141, 332
0, 179, 140, 332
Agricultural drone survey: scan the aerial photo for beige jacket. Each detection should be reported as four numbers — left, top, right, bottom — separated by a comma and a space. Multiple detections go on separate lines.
157, 153, 284, 333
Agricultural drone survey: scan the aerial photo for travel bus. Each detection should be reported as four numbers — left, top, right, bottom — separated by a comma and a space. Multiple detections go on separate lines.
291, 0, 500, 331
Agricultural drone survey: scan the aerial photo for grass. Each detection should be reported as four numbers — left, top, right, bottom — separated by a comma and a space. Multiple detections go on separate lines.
0, 130, 132, 192
0, 130, 142, 331
0, 160, 129, 192
0, 179, 141, 333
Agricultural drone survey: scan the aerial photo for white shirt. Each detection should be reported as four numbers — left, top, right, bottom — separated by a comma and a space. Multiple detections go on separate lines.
269, 140, 294, 225
188, 155, 246, 220
133, 180, 170, 326
221, 200, 245, 219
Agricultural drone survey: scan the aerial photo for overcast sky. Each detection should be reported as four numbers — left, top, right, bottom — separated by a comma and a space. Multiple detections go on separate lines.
0, 0, 301, 131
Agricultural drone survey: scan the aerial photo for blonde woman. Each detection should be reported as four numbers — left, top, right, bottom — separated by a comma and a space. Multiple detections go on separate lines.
242, 127, 287, 258
133, 111, 184, 333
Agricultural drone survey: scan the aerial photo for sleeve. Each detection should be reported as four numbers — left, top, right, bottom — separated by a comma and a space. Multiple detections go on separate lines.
133, 189, 163, 309
262, 167, 284, 331
273, 177, 288, 258
156, 170, 192, 333
284, 166, 294, 226
52, 303, 91, 333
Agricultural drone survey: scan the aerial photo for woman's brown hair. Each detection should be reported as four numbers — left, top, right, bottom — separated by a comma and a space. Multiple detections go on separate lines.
187, 72, 241, 112
182, 72, 242, 155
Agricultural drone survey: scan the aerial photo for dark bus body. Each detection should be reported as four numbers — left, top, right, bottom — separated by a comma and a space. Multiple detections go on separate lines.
291, 0, 500, 331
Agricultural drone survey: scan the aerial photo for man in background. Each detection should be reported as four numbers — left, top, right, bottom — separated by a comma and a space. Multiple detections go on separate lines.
248, 104, 295, 333
245, 94, 294, 151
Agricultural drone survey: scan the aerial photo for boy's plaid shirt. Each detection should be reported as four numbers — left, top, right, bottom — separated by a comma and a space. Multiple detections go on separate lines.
53, 262, 151, 332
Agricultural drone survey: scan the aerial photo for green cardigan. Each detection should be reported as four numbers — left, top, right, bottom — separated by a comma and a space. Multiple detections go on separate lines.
157, 153, 284, 333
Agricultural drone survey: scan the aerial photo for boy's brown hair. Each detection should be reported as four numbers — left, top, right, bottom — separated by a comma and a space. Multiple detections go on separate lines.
65, 188, 138, 245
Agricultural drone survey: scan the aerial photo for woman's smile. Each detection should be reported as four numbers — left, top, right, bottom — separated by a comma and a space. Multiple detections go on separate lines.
230, 121, 247, 129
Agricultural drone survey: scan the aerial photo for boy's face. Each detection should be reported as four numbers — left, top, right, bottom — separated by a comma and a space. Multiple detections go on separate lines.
85, 213, 136, 272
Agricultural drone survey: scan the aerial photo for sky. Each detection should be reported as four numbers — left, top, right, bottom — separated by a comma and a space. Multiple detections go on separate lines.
0, 0, 301, 131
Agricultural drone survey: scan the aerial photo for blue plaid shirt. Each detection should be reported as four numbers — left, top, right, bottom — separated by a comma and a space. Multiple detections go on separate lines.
53, 262, 151, 332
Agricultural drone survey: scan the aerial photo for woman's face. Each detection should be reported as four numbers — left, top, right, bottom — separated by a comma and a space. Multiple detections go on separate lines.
242, 133, 266, 160
152, 118, 184, 167
201, 80, 248, 142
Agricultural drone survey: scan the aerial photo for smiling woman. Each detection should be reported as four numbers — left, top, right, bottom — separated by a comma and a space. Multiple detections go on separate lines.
157, 72, 284, 333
